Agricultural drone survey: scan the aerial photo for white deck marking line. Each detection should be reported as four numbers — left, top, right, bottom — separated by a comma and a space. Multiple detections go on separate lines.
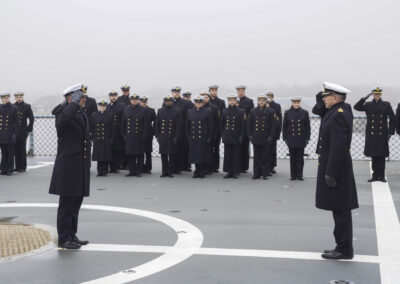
0, 203, 204, 284
81, 244, 380, 264
27, 162, 54, 170
369, 163, 400, 283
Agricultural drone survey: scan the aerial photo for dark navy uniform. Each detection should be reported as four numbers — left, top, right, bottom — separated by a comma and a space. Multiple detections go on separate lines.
91, 108, 114, 176
13, 98, 34, 172
247, 105, 276, 179
354, 92, 395, 181
0, 99, 19, 175
117, 95, 131, 107
238, 95, 254, 172
267, 98, 282, 172
106, 100, 125, 172
209, 95, 225, 172
49, 84, 91, 247
221, 105, 245, 178
143, 106, 156, 173
186, 105, 214, 178
282, 106, 310, 180
155, 100, 183, 177
82, 96, 98, 135
316, 101, 358, 257
204, 101, 220, 174
121, 103, 150, 176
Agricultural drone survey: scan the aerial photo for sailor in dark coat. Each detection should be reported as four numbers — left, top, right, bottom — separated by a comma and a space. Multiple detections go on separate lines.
140, 96, 156, 174
236, 85, 254, 173
182, 91, 194, 171
221, 94, 245, 179
118, 85, 131, 169
248, 94, 276, 179
106, 91, 125, 173
201, 92, 220, 174
354, 87, 395, 182
81, 85, 97, 137
315, 82, 358, 260
282, 97, 311, 180
121, 94, 150, 177
13, 92, 34, 172
0, 92, 20, 175
49, 83, 91, 249
91, 99, 114, 177
266, 92, 282, 174
186, 95, 214, 178
172, 87, 193, 173
155, 95, 183, 177
209, 85, 226, 172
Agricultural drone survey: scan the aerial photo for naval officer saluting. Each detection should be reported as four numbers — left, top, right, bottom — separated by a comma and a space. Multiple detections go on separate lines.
49, 83, 91, 249
316, 82, 358, 260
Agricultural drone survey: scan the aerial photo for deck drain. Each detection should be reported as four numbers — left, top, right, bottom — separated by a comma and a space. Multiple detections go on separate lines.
122, 269, 136, 274
200, 209, 208, 212
330, 280, 354, 284
169, 210, 181, 213
96, 188, 107, 191
176, 231, 187, 234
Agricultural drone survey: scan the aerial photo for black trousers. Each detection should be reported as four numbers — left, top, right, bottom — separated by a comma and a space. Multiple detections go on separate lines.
97, 161, 108, 175
371, 156, 386, 178
110, 150, 122, 171
332, 211, 353, 255
269, 140, 277, 170
240, 138, 250, 172
14, 138, 27, 171
143, 151, 152, 173
161, 154, 176, 175
0, 144, 15, 173
211, 138, 221, 172
127, 154, 144, 174
289, 148, 304, 178
194, 163, 207, 177
57, 196, 84, 243
223, 143, 241, 175
182, 138, 191, 171
253, 144, 269, 177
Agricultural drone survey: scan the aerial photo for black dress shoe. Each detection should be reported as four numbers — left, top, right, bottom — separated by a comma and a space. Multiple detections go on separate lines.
368, 177, 379, 182
232, 175, 239, 179
168, 174, 174, 178
17, 169, 26, 172
252, 176, 260, 180
263, 176, 269, 180
297, 177, 304, 181
174, 171, 181, 175
183, 168, 192, 172
323, 249, 335, 254
379, 177, 387, 182
58, 240, 81, 249
321, 250, 353, 260
271, 169, 276, 174
125, 173, 135, 177
214, 170, 219, 173
290, 177, 296, 180
135, 173, 142, 177
110, 170, 120, 173
73, 236, 89, 245
4, 172, 12, 176
192, 174, 200, 178
143, 171, 151, 174
223, 174, 232, 179
241, 170, 247, 174
267, 172, 272, 177
160, 173, 168, 177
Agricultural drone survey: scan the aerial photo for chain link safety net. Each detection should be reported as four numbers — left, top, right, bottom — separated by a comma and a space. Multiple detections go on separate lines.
30, 115, 400, 160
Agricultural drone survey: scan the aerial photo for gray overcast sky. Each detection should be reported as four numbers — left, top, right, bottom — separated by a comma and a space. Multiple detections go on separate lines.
1, 0, 399, 99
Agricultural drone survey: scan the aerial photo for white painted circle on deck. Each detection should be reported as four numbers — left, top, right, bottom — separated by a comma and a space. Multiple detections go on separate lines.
0, 203, 204, 284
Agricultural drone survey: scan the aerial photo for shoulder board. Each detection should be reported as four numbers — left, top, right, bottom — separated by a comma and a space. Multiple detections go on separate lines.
338, 108, 343, 113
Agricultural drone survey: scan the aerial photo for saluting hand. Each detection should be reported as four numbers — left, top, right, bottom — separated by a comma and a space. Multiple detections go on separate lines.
363, 93, 372, 100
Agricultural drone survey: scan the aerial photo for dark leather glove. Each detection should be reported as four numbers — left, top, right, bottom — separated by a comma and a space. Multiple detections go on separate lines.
325, 175, 337, 187
249, 136, 253, 142
315, 91, 323, 103
172, 137, 178, 144
387, 134, 392, 141
71, 90, 84, 104
363, 93, 372, 100
267, 136, 272, 144
239, 136, 243, 144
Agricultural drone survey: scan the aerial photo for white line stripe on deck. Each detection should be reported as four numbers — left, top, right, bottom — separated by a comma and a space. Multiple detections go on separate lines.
81, 244, 380, 264
370, 163, 400, 283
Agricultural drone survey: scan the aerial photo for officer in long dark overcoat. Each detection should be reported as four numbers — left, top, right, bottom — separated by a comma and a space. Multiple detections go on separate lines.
13, 92, 34, 172
282, 97, 310, 180
140, 96, 156, 174
209, 85, 226, 172
186, 95, 214, 178
248, 94, 276, 179
181, 91, 194, 171
236, 85, 254, 173
106, 91, 125, 173
221, 94, 245, 179
0, 92, 19, 175
155, 95, 183, 177
121, 94, 150, 177
266, 92, 282, 174
49, 83, 91, 249
118, 85, 131, 169
315, 82, 358, 260
201, 92, 220, 174
91, 99, 114, 176
354, 87, 395, 182
81, 85, 97, 137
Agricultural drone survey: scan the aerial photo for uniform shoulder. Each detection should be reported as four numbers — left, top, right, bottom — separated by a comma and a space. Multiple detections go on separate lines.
51, 102, 67, 115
